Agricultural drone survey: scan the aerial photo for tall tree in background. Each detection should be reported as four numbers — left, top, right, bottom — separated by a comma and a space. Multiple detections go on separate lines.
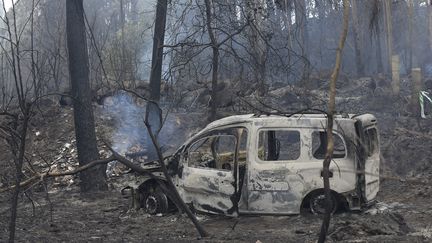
294, 0, 309, 86
351, 0, 364, 77
246, 0, 269, 96
428, 0, 432, 56
149, 0, 168, 102
205, 0, 219, 121
66, 0, 107, 192
408, 0, 414, 72
369, 0, 384, 74
384, 0, 393, 74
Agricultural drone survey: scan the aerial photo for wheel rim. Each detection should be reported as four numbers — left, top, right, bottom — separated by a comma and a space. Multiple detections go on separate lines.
310, 194, 333, 214
146, 195, 158, 214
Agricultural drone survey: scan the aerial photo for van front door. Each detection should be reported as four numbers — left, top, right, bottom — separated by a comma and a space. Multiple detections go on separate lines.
178, 128, 243, 216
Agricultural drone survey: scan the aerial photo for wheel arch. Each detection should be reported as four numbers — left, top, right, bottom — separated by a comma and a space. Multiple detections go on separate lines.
300, 188, 349, 212
137, 177, 168, 194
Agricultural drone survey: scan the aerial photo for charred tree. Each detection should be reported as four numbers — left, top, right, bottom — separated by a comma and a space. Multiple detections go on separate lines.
205, 0, 220, 121
384, 0, 393, 74
351, 0, 364, 77
66, 0, 107, 192
247, 0, 269, 96
119, 0, 126, 84
428, 1, 432, 55
369, 0, 384, 74
315, 0, 325, 67
149, 0, 168, 102
408, 0, 414, 72
318, 0, 349, 242
294, 0, 310, 86
0, 2, 35, 241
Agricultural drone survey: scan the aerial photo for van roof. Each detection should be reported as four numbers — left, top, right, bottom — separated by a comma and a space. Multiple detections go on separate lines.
205, 113, 362, 129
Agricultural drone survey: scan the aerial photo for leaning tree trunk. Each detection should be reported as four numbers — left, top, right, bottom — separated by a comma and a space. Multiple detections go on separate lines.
66, 0, 107, 192
149, 0, 168, 102
318, 0, 349, 242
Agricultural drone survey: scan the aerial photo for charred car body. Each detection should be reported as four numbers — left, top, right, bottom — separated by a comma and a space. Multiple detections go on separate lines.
128, 113, 380, 216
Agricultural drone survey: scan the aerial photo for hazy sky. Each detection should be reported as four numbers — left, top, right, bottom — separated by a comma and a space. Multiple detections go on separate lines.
2, 0, 13, 10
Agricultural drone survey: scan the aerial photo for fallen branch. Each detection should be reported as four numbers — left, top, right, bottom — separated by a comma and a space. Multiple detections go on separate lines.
0, 156, 116, 193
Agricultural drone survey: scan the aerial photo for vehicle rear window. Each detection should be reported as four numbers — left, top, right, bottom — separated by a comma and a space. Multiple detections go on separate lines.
312, 131, 346, 159
365, 128, 379, 156
258, 130, 300, 161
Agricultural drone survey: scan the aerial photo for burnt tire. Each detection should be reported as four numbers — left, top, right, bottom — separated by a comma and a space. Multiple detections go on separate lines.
145, 189, 169, 215
309, 191, 338, 215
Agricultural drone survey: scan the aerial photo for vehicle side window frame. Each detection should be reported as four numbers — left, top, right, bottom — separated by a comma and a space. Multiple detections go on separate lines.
183, 126, 249, 171
256, 128, 302, 163
311, 130, 348, 160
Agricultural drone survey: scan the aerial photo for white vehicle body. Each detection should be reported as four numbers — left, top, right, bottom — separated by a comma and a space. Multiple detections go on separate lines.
135, 113, 380, 216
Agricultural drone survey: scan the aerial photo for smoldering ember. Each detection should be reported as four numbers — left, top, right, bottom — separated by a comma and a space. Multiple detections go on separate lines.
1, 1, 432, 243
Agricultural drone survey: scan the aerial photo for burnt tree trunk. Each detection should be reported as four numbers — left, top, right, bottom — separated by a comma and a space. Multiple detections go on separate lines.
376, 27, 384, 74
428, 1, 432, 55
248, 0, 268, 96
294, 0, 310, 86
205, 0, 219, 121
149, 0, 168, 102
408, 0, 413, 72
384, 0, 393, 74
66, 0, 107, 192
8, 108, 30, 243
352, 0, 364, 77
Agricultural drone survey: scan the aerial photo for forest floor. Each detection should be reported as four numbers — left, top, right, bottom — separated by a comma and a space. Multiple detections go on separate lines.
1, 77, 432, 242
0, 180, 431, 242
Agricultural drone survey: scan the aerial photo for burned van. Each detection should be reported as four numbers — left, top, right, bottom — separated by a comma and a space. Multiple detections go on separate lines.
131, 113, 380, 216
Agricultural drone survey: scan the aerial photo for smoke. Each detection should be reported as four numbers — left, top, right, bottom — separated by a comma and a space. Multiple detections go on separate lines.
101, 91, 185, 175
101, 91, 147, 174
103, 91, 147, 155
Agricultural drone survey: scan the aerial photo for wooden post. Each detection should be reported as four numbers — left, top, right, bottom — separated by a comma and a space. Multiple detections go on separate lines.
391, 55, 400, 95
411, 68, 422, 115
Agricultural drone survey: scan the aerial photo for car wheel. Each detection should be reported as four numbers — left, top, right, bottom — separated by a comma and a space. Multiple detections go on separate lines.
145, 189, 169, 215
309, 191, 338, 215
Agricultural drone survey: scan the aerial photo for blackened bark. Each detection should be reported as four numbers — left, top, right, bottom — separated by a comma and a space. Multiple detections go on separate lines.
294, 0, 310, 86
9, 108, 29, 243
376, 30, 384, 73
149, 0, 168, 102
66, 0, 107, 192
352, 0, 365, 77
205, 0, 219, 121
